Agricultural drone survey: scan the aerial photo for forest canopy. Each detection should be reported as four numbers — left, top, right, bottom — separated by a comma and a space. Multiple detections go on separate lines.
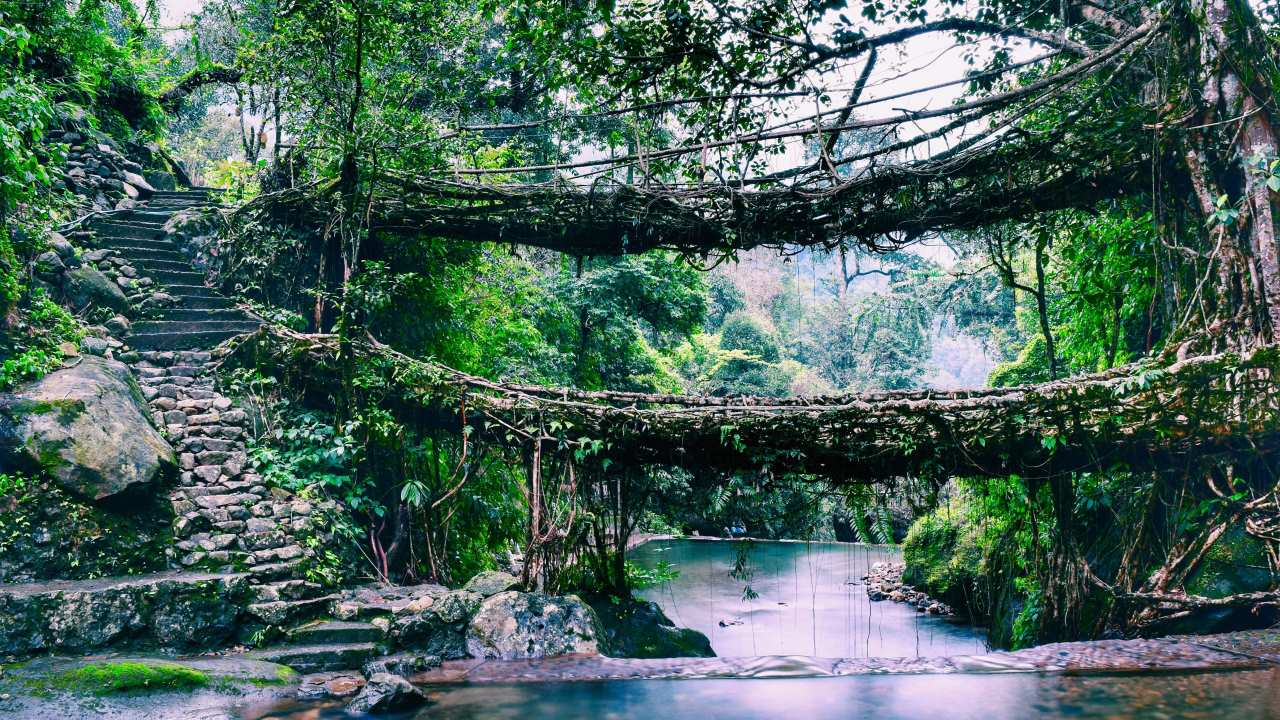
3, 0, 1280, 646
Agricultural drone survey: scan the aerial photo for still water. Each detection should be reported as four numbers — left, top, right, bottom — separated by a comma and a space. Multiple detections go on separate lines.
630, 538, 987, 657
252, 540, 1280, 720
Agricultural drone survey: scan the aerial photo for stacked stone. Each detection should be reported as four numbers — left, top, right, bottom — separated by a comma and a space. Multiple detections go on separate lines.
45, 127, 159, 212
124, 348, 331, 622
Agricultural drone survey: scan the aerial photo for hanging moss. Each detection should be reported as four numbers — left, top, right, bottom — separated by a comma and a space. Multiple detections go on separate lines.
1188, 528, 1274, 599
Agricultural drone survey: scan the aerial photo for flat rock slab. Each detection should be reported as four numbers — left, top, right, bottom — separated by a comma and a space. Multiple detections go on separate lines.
0, 570, 242, 597
331, 583, 449, 619
0, 652, 297, 720
244, 642, 382, 673
288, 620, 385, 645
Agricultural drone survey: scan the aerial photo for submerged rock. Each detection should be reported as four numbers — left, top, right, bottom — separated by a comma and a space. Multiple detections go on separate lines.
463, 569, 520, 597
297, 672, 365, 699
0, 356, 175, 501
465, 590, 605, 660
346, 672, 427, 714
361, 652, 440, 678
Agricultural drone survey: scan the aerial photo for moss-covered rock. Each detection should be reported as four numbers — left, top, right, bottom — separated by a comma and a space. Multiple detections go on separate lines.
462, 570, 520, 598
1188, 527, 1274, 599
0, 356, 175, 502
52, 661, 208, 694
63, 265, 130, 314
588, 596, 715, 659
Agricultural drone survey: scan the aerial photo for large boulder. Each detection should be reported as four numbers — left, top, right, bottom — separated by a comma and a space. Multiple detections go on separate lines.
0, 356, 175, 501
121, 170, 155, 197
465, 590, 605, 660
64, 265, 130, 313
390, 589, 482, 659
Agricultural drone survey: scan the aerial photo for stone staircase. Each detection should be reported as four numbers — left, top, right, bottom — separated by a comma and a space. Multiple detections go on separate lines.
0, 191, 406, 672
86, 191, 395, 672
87, 189, 260, 350
86, 191, 347, 640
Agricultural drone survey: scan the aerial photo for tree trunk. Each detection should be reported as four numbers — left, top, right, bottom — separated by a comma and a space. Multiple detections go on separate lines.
1189, 0, 1280, 344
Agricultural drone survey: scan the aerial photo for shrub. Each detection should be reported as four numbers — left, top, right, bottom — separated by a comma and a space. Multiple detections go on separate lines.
902, 498, 983, 608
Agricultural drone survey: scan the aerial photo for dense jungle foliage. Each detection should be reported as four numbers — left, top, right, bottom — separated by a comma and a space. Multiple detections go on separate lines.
2, 0, 1279, 648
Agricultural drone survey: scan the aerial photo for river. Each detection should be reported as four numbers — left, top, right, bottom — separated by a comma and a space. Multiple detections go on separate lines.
630, 538, 986, 658
252, 539, 1280, 719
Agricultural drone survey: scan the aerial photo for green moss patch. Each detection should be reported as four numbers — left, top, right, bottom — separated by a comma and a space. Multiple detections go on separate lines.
52, 661, 209, 695
247, 666, 299, 687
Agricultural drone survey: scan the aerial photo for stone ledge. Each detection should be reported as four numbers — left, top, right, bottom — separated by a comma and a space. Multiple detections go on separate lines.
0, 570, 250, 655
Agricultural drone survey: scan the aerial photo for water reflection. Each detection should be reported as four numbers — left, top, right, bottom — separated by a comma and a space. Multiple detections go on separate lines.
253, 669, 1280, 720
631, 539, 988, 658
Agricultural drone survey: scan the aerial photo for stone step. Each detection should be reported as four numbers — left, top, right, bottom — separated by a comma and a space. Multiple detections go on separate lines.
134, 257, 198, 272
289, 620, 386, 645
244, 642, 381, 673
144, 201, 211, 210
135, 350, 214, 365
250, 560, 308, 581
141, 268, 209, 285
92, 221, 167, 241
153, 189, 221, 198
251, 579, 324, 604
94, 238, 180, 253
160, 307, 255, 322
162, 283, 223, 298
248, 594, 340, 627
115, 218, 170, 229
145, 269, 209, 286
172, 295, 238, 310
123, 210, 178, 223
134, 319, 261, 335
128, 329, 256, 351
106, 246, 188, 263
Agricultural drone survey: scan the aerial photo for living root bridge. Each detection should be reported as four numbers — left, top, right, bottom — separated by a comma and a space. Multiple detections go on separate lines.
234, 327, 1280, 483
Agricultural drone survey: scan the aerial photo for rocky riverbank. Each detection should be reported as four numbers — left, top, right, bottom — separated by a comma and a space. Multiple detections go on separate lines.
864, 561, 956, 616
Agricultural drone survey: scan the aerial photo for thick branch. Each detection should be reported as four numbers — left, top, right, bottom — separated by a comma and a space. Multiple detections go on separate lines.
159, 65, 243, 111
